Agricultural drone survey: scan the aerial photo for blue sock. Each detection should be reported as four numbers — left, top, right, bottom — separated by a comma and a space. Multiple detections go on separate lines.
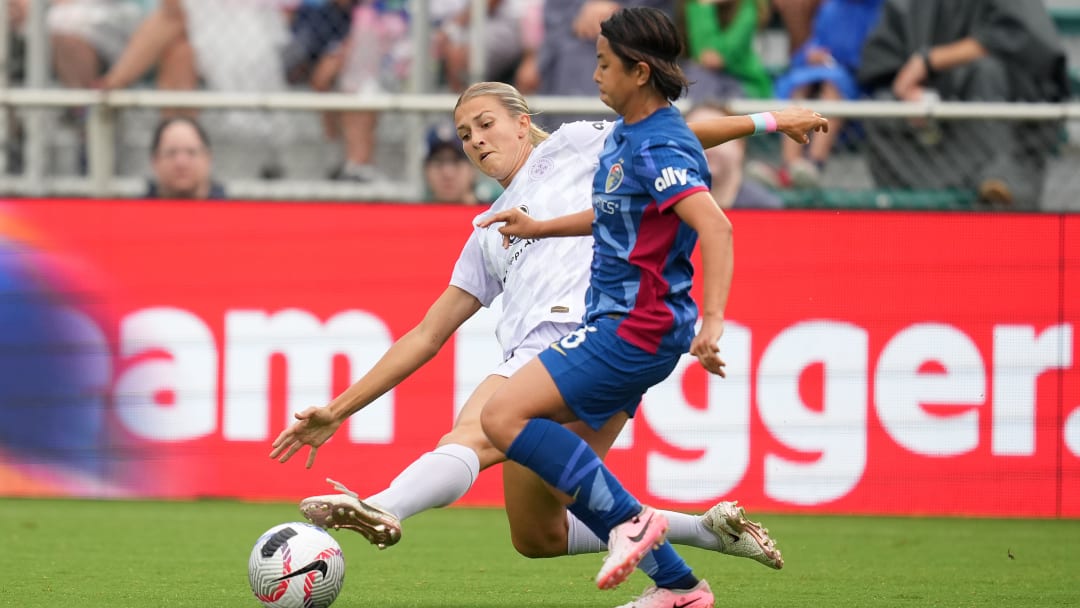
507, 419, 698, 589
637, 543, 697, 589
569, 504, 611, 544
506, 418, 639, 532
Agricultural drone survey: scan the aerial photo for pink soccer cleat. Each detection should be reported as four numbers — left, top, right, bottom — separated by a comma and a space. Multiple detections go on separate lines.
596, 506, 669, 590
614, 579, 714, 608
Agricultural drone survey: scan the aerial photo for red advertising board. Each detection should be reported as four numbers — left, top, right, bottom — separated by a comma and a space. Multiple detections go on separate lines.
1061, 215, 1080, 518
0, 199, 1076, 517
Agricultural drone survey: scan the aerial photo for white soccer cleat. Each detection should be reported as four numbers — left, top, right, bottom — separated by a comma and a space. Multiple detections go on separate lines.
596, 506, 669, 590
299, 478, 402, 549
614, 579, 715, 608
702, 501, 784, 569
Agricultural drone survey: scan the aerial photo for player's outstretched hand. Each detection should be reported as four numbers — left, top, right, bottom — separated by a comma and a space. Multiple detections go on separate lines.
269, 406, 343, 469
476, 207, 542, 249
690, 318, 727, 377
773, 106, 829, 145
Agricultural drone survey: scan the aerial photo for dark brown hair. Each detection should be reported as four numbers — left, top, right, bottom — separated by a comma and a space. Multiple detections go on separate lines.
600, 7, 690, 102
150, 116, 211, 156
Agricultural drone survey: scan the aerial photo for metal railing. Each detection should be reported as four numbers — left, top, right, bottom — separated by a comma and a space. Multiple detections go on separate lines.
2, 87, 1078, 199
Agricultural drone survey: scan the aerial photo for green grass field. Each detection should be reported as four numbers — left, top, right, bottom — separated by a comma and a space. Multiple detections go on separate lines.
2, 498, 1078, 607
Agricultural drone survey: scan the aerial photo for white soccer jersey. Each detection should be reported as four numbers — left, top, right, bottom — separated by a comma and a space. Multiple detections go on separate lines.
450, 120, 615, 360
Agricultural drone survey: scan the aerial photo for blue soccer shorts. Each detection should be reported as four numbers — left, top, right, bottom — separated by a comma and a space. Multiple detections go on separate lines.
537, 315, 681, 431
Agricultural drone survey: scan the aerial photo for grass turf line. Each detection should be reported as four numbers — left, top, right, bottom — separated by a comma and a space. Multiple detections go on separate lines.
1, 498, 1078, 607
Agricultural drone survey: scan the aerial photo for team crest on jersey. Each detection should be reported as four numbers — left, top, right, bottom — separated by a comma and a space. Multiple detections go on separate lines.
529, 156, 554, 180
605, 163, 624, 193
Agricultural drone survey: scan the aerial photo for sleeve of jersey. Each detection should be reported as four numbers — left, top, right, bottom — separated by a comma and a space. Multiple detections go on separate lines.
637, 138, 710, 213
448, 230, 501, 307
558, 120, 614, 156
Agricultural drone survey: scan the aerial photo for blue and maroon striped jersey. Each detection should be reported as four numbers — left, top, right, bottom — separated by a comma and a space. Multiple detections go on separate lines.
585, 105, 712, 355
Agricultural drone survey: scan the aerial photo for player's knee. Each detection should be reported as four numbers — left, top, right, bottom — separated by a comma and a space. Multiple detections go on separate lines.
479, 401, 525, 452
436, 426, 504, 469
509, 527, 566, 559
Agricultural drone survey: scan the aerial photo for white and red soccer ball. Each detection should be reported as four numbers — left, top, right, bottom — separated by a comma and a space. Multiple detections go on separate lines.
249, 522, 346, 608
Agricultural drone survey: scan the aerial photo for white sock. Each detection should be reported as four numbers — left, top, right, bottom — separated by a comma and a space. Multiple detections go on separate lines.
566, 512, 607, 555
661, 509, 722, 551
565, 509, 720, 554
364, 444, 480, 521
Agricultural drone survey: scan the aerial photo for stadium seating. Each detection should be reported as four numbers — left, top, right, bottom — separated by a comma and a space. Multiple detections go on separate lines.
742, 7, 1080, 211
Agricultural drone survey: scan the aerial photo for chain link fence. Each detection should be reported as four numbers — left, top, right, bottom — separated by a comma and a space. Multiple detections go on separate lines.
738, 102, 1080, 213
2, 0, 1079, 210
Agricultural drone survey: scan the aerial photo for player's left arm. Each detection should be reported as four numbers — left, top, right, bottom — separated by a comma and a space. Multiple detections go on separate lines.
672, 191, 733, 377
688, 107, 829, 149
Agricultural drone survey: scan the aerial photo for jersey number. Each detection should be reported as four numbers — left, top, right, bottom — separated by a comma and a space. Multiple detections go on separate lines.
559, 325, 598, 350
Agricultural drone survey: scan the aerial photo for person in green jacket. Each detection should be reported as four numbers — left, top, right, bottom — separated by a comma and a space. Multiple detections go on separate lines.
681, 0, 775, 99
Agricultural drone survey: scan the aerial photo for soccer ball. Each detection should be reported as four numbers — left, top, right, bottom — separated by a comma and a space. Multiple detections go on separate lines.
248, 522, 346, 608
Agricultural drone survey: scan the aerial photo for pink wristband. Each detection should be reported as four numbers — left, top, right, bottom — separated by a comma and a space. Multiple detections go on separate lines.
750, 112, 778, 135
763, 111, 778, 133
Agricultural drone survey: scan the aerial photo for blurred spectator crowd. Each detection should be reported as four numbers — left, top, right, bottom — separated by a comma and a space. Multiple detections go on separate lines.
2, 0, 1076, 208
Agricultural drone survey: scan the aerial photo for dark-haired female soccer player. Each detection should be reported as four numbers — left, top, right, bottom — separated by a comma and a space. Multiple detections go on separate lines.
476, 7, 749, 606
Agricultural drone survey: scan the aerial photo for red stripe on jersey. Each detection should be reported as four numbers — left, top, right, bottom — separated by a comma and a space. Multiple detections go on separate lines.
657, 185, 709, 213
616, 200, 683, 353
